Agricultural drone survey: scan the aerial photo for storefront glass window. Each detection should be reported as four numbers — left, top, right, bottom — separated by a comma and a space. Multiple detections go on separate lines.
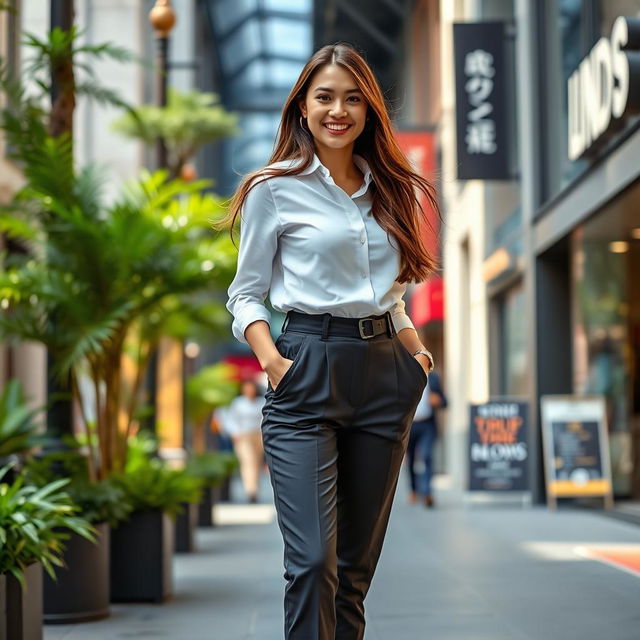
572, 181, 640, 497
498, 283, 528, 398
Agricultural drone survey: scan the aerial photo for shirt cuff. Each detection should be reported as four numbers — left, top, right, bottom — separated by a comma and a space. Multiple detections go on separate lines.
232, 303, 272, 344
390, 311, 415, 334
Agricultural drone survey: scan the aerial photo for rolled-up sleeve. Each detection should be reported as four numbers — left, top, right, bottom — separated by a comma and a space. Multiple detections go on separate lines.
388, 281, 416, 333
226, 178, 279, 344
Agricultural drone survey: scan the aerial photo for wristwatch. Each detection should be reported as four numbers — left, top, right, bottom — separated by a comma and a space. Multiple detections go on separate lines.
412, 348, 435, 372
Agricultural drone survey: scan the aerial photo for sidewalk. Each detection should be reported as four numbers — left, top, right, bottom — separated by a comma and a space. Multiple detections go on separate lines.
45, 471, 640, 640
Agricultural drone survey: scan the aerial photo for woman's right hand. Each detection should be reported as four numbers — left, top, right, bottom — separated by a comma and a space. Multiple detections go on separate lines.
264, 355, 294, 390
243, 320, 294, 390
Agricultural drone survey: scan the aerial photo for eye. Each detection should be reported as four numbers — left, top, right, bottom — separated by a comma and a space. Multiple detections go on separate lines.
348, 96, 361, 102
316, 94, 331, 101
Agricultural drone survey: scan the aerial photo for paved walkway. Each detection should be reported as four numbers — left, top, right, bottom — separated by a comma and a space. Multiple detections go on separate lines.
45, 471, 640, 640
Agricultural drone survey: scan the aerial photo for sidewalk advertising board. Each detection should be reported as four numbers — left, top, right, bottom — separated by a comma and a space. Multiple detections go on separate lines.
468, 401, 529, 493
540, 395, 613, 508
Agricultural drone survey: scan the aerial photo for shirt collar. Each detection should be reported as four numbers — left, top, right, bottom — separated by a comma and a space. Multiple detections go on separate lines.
298, 154, 373, 191
270, 154, 373, 195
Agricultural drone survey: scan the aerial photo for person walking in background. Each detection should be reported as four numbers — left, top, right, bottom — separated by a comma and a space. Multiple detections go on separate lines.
218, 380, 265, 504
406, 370, 447, 508
222, 42, 438, 640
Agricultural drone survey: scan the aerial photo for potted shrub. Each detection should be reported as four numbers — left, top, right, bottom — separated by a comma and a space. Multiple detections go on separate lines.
23, 449, 131, 624
0, 464, 94, 640
108, 436, 203, 602
185, 363, 239, 526
175, 451, 238, 549
185, 451, 238, 528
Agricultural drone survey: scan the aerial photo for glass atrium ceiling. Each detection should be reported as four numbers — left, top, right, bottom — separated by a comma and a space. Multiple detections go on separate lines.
203, 0, 312, 186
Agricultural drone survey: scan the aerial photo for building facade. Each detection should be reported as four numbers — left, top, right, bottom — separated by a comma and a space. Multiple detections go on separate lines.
435, 0, 640, 505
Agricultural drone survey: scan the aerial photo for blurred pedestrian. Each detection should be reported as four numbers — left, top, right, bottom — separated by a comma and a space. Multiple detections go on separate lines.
223, 43, 437, 640
219, 380, 265, 504
406, 370, 447, 508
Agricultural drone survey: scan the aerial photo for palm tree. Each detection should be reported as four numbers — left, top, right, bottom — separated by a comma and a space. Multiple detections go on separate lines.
0, 74, 237, 481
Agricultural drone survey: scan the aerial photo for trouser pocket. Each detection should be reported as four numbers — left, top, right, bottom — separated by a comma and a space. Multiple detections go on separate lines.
270, 332, 309, 397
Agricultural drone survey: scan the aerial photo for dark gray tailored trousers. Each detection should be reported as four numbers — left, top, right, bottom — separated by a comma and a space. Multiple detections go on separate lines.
261, 312, 428, 640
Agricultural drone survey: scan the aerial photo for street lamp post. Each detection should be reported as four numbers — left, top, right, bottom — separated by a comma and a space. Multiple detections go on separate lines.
145, 1, 176, 436
149, 0, 176, 170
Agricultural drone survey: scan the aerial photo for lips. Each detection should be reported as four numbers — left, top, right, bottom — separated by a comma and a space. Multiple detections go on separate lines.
323, 123, 352, 135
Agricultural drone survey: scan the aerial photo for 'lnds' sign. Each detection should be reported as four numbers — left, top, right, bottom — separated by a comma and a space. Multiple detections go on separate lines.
568, 16, 640, 161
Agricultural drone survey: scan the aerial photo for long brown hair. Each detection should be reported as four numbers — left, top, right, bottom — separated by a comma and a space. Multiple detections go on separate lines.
218, 43, 439, 283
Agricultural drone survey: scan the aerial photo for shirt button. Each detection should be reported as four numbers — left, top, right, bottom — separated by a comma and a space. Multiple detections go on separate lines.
361, 272, 367, 279
360, 235, 366, 244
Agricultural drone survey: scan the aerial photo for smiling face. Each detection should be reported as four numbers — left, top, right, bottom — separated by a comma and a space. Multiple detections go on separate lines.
299, 64, 368, 153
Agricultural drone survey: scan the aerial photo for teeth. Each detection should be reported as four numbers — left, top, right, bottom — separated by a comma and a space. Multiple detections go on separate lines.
325, 123, 350, 131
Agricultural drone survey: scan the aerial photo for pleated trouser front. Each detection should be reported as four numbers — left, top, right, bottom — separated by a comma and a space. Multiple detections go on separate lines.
261, 326, 428, 640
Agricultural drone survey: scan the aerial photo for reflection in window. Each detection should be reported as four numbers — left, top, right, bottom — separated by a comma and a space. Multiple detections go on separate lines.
219, 19, 262, 75
571, 209, 638, 496
264, 18, 311, 57
213, 0, 257, 34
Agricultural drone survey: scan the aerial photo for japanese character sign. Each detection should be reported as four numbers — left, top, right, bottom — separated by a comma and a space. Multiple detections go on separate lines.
453, 22, 511, 179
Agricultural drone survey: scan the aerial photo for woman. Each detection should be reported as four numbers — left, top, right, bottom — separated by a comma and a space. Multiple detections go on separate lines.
223, 43, 437, 640
219, 379, 265, 504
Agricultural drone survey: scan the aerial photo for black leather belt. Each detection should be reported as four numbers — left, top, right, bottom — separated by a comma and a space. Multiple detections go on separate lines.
282, 310, 395, 340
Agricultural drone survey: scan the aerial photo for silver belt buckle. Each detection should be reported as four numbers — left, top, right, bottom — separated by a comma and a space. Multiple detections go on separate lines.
358, 318, 376, 339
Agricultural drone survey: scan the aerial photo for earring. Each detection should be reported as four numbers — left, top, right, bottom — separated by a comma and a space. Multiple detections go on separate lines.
299, 116, 306, 129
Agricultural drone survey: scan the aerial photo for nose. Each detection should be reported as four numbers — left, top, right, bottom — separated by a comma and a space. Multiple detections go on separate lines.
329, 101, 347, 117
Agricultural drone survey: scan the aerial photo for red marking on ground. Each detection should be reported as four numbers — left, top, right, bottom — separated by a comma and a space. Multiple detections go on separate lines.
581, 547, 640, 577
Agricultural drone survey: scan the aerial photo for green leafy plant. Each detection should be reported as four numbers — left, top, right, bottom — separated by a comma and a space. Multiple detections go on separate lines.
0, 379, 50, 459
184, 451, 238, 488
22, 448, 132, 526
108, 432, 203, 519
0, 464, 95, 589
185, 362, 239, 453
111, 463, 204, 521
112, 88, 238, 177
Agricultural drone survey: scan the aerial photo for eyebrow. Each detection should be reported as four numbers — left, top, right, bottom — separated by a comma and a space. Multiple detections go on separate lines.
313, 86, 362, 94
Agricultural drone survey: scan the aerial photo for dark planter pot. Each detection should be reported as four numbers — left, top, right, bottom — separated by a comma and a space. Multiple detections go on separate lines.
43, 522, 110, 624
110, 510, 173, 603
218, 475, 231, 502
5, 562, 42, 640
174, 502, 198, 553
1, 573, 6, 640
197, 485, 217, 528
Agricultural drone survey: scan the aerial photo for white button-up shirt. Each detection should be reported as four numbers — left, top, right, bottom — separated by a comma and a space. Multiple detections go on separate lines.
226, 153, 416, 343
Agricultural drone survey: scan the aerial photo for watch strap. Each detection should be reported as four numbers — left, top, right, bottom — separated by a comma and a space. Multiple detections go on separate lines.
412, 348, 435, 372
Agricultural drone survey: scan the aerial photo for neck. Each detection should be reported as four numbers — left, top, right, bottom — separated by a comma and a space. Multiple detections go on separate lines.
315, 144, 360, 181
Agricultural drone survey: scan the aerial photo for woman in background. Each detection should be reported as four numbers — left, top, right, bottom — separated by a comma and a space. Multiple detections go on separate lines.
219, 379, 265, 503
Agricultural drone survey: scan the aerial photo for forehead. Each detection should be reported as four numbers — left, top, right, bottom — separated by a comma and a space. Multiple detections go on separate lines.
309, 64, 360, 91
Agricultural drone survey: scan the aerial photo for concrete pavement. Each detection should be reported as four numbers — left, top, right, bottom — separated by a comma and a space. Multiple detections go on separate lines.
44, 470, 640, 640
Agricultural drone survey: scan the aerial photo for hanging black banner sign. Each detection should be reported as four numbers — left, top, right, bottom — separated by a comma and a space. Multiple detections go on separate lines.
453, 22, 510, 180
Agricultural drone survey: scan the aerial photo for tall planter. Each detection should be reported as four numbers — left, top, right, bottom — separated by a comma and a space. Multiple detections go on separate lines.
110, 510, 173, 603
43, 522, 110, 624
197, 485, 217, 528
1, 573, 6, 640
174, 502, 198, 553
5, 562, 42, 640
